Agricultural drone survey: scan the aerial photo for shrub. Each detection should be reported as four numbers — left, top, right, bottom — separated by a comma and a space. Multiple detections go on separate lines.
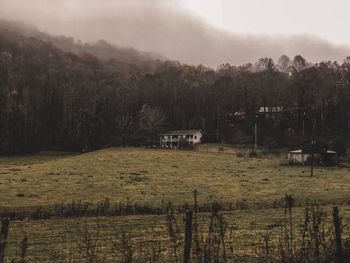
179, 138, 191, 149
282, 128, 301, 148
329, 136, 348, 156
247, 150, 258, 157
232, 129, 251, 144
263, 137, 279, 151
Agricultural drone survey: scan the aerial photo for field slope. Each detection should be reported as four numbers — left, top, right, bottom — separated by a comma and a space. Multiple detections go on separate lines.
0, 147, 349, 208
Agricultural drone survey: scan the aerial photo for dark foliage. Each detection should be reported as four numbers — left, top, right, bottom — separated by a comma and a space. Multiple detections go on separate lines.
1, 21, 350, 154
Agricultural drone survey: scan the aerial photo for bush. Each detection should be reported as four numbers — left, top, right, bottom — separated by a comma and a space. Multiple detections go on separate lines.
263, 137, 279, 151
247, 150, 258, 157
232, 129, 251, 144
179, 138, 191, 149
282, 128, 301, 148
329, 136, 348, 156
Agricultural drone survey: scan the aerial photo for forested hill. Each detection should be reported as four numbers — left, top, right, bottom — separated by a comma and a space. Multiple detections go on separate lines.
0, 21, 350, 154
0, 20, 165, 72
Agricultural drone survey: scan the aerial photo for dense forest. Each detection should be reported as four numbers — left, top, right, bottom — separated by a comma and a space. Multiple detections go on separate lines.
0, 21, 350, 154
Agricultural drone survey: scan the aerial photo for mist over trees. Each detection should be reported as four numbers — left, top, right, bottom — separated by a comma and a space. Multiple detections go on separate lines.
2, 0, 350, 67
0, 21, 350, 154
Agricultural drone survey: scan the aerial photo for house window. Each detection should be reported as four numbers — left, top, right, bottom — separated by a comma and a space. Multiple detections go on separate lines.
194, 135, 197, 139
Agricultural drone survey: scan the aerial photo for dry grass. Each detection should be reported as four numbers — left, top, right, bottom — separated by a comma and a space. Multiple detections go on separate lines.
4, 206, 350, 262
1, 147, 350, 262
0, 147, 349, 208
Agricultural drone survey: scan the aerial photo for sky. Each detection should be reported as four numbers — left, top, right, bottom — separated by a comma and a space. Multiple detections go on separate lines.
182, 0, 350, 44
0, 0, 350, 67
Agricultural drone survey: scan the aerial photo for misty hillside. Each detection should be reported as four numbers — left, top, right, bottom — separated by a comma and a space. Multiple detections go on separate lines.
1, 1, 350, 67
0, 21, 188, 153
1, 19, 350, 155
0, 20, 165, 71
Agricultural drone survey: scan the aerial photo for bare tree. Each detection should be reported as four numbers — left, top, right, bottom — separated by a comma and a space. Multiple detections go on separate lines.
139, 104, 166, 145
277, 55, 292, 74
293, 55, 308, 72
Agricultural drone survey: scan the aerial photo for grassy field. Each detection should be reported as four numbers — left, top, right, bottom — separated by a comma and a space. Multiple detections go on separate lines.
1, 146, 350, 262
0, 147, 349, 208
6, 206, 350, 262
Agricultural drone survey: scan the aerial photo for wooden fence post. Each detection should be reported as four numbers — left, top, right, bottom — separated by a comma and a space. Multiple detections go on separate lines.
183, 210, 193, 263
333, 207, 342, 262
0, 218, 10, 263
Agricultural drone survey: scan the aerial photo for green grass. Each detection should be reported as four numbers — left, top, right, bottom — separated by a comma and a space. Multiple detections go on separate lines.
0, 147, 349, 208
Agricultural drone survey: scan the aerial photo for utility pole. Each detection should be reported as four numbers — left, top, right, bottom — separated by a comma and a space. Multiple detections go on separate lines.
253, 112, 259, 150
310, 120, 316, 177
216, 109, 220, 142
302, 111, 306, 135
254, 121, 258, 150
310, 138, 315, 177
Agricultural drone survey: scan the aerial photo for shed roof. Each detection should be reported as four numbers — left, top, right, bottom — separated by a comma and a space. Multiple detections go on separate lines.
289, 149, 302, 153
301, 139, 328, 154
160, 130, 203, 136
289, 149, 337, 154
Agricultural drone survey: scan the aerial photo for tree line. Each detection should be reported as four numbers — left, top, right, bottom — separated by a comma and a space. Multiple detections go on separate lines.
0, 22, 350, 154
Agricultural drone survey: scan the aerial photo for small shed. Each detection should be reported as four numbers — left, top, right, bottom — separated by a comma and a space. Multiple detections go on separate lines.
288, 140, 337, 166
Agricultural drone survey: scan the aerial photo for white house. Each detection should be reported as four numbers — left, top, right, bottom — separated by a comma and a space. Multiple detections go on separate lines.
258, 106, 284, 119
258, 106, 283, 113
159, 130, 203, 148
233, 106, 284, 121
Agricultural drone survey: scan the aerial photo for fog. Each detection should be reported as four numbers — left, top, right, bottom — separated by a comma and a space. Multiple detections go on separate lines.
1, 0, 349, 67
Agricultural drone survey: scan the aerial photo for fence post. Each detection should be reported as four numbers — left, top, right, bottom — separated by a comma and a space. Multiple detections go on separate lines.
332, 207, 342, 262
183, 210, 193, 263
0, 218, 10, 263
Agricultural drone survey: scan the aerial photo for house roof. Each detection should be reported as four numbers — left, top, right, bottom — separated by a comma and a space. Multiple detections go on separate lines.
289, 149, 302, 153
234, 111, 246, 116
301, 139, 328, 154
289, 149, 337, 154
160, 130, 203, 136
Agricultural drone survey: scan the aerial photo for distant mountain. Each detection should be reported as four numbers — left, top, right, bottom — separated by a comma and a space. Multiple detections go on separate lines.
0, 20, 165, 71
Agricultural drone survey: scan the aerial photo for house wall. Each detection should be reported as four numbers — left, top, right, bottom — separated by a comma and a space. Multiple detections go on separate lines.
192, 132, 202, 144
288, 153, 324, 165
159, 132, 203, 148
288, 153, 309, 165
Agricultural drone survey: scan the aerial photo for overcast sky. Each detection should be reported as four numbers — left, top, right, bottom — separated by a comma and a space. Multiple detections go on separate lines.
1, 0, 350, 67
182, 0, 350, 44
